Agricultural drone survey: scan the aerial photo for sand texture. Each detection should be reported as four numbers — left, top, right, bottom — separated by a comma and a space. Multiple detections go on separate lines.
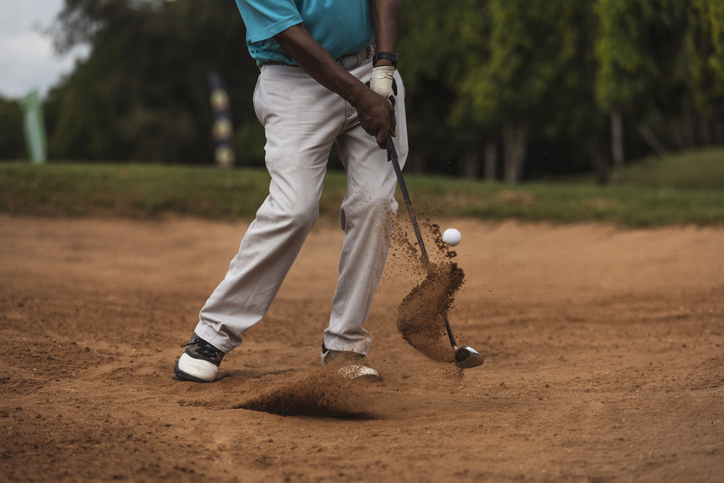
1, 215, 723, 481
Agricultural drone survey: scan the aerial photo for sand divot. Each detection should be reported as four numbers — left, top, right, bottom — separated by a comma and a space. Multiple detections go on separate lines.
392, 221, 465, 363
236, 370, 377, 418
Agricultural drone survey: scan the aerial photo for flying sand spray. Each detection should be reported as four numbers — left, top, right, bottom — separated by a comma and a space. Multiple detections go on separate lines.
386, 135, 484, 369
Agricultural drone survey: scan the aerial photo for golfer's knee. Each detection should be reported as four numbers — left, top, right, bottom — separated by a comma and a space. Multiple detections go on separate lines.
351, 196, 397, 229
282, 202, 319, 231
366, 193, 397, 217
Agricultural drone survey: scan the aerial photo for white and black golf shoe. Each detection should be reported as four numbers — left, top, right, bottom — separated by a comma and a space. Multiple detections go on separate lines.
320, 343, 380, 380
174, 333, 225, 383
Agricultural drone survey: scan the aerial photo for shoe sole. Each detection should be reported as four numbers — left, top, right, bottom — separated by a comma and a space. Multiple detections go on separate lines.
337, 364, 381, 380
174, 362, 214, 383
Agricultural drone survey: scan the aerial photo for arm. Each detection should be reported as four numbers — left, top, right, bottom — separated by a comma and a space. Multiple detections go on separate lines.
371, 0, 400, 66
273, 5, 400, 148
368, 0, 400, 112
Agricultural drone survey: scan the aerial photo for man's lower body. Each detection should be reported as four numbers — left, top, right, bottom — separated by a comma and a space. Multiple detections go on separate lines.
175, 56, 408, 382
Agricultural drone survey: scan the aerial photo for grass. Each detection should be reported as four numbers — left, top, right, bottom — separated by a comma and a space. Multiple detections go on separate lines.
400, 177, 724, 226
624, 147, 724, 190
1, 148, 723, 227
0, 163, 272, 219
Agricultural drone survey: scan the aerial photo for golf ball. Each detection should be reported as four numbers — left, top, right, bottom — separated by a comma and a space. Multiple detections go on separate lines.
442, 228, 462, 246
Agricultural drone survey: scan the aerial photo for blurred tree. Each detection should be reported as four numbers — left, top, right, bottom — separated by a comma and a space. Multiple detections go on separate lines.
397, 0, 488, 175
450, 0, 602, 183
686, 0, 724, 145
49, 0, 261, 163
0, 97, 27, 160
594, 0, 688, 182
234, 121, 265, 165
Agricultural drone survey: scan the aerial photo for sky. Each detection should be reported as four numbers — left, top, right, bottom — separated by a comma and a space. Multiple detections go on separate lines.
0, 0, 89, 99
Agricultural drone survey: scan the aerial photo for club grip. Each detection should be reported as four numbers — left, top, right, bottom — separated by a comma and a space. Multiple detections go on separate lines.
386, 134, 397, 162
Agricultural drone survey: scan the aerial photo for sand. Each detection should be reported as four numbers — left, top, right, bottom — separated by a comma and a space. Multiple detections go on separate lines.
1, 215, 723, 481
394, 222, 464, 362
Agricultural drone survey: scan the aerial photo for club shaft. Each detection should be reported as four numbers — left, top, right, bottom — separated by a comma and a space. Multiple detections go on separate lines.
386, 134, 458, 349
389, 149, 427, 260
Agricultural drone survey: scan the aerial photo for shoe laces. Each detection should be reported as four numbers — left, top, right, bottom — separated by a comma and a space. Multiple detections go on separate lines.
182, 338, 221, 358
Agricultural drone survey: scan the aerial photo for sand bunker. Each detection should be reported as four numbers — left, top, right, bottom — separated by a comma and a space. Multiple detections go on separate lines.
4, 216, 724, 480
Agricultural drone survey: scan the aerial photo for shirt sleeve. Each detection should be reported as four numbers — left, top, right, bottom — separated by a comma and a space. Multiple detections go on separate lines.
237, 0, 304, 43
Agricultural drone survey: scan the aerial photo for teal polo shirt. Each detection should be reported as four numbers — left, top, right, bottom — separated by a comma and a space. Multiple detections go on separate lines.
234, 0, 374, 65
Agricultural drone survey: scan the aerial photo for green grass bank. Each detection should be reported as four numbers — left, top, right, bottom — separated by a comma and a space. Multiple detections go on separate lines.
1, 148, 723, 227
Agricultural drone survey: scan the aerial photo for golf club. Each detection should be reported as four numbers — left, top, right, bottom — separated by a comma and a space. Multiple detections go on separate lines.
386, 134, 484, 369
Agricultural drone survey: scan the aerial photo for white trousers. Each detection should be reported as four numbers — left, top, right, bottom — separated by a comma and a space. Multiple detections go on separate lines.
195, 58, 408, 355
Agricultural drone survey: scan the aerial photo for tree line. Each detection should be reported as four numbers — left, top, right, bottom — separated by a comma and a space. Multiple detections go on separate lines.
1, 0, 723, 183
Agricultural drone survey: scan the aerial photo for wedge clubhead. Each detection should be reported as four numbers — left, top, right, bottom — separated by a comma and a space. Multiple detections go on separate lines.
454, 345, 484, 369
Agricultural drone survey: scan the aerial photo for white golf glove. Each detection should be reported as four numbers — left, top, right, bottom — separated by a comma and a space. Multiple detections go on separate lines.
369, 66, 396, 105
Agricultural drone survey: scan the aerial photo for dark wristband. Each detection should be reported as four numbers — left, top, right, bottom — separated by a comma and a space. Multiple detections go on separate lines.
373, 51, 398, 67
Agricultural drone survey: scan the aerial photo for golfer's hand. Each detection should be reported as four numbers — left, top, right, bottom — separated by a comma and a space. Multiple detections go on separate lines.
369, 66, 396, 105
354, 88, 396, 149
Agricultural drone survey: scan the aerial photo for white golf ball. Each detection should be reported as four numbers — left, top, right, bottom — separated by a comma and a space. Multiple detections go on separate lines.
442, 228, 462, 247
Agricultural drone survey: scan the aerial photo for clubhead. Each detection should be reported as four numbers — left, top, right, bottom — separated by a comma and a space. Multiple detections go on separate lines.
454, 346, 484, 369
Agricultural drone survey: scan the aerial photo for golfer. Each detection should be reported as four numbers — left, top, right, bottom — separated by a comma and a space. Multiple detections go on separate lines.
174, 0, 408, 382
